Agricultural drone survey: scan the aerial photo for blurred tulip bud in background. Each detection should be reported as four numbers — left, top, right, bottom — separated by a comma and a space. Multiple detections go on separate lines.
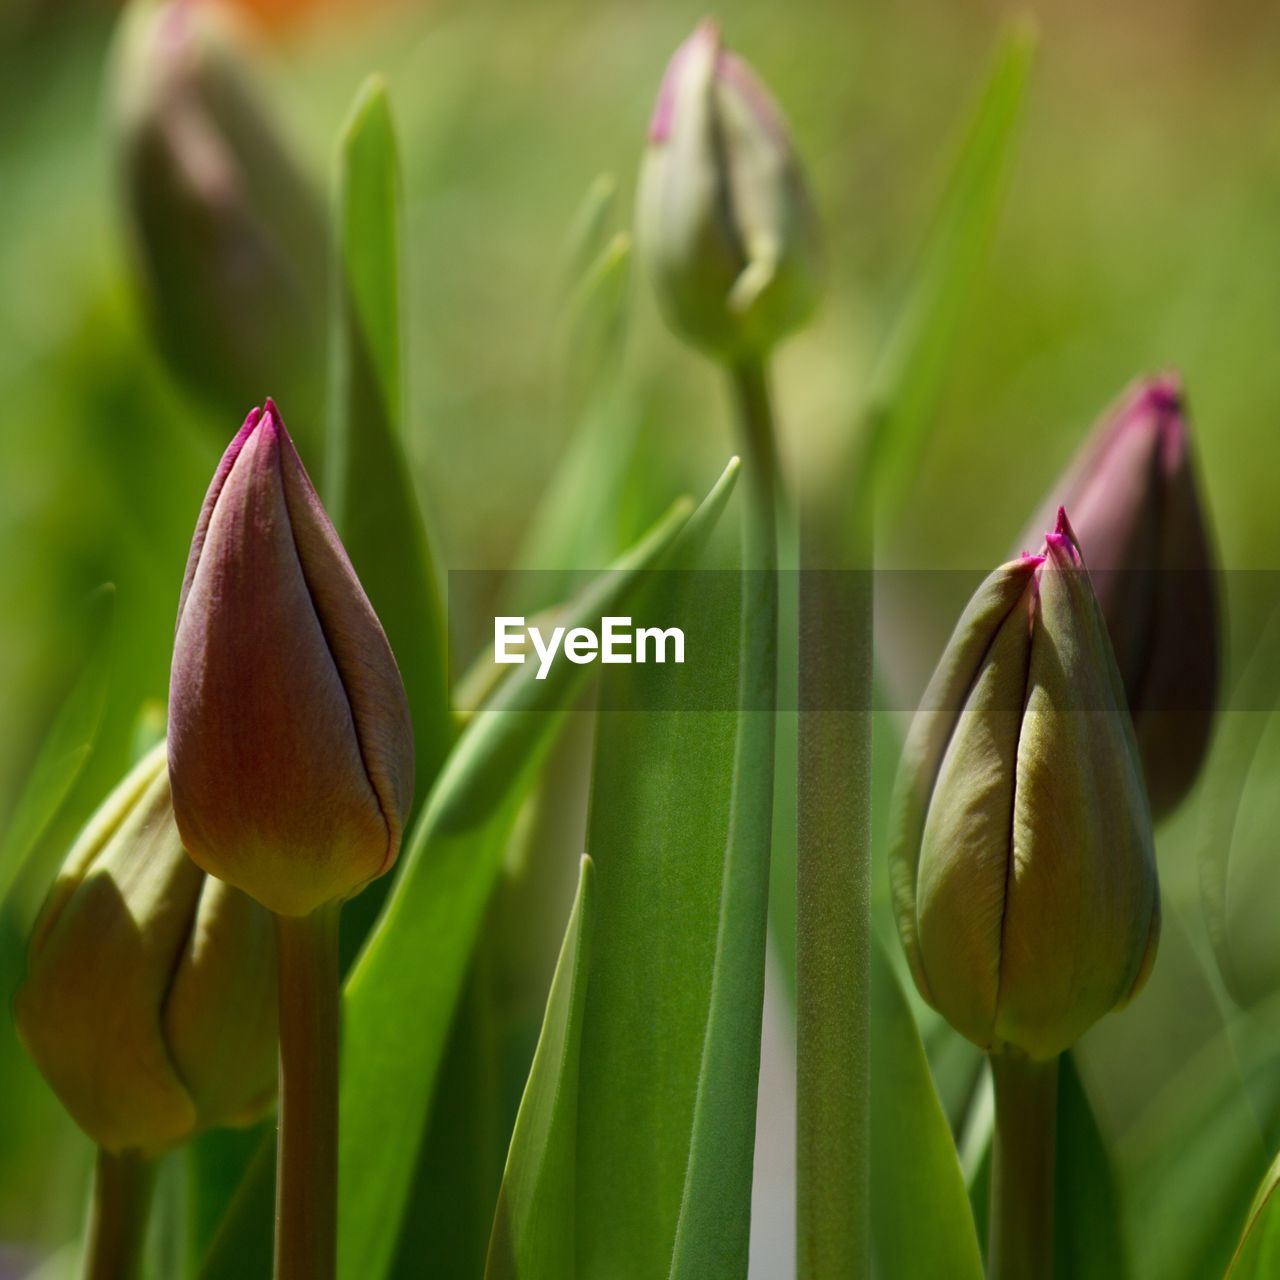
112, 0, 327, 447
1017, 375, 1220, 819
15, 744, 276, 1155
891, 510, 1160, 1061
168, 400, 414, 918
637, 20, 821, 360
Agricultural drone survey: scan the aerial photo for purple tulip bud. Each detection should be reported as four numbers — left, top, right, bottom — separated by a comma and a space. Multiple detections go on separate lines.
637, 21, 821, 359
112, 0, 327, 432
892, 511, 1159, 1060
1017, 375, 1220, 819
168, 400, 414, 917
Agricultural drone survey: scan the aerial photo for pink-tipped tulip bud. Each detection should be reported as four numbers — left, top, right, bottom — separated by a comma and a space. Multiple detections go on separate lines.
891, 510, 1160, 1061
168, 400, 414, 917
1017, 375, 1220, 819
637, 20, 821, 360
15, 745, 277, 1156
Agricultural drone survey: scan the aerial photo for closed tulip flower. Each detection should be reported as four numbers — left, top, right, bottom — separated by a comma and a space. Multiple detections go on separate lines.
15, 744, 276, 1156
637, 20, 821, 360
112, 0, 327, 440
168, 399, 414, 918
891, 509, 1160, 1062
1017, 375, 1220, 818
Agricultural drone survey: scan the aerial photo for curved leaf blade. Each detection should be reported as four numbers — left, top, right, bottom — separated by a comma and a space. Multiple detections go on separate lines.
0, 584, 114, 908
1226, 1149, 1280, 1279
337, 465, 738, 1280
870, 931, 984, 1280
327, 76, 452, 797
861, 21, 1036, 524
485, 855, 595, 1280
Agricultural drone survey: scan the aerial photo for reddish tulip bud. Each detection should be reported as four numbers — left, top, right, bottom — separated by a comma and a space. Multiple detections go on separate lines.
168, 400, 414, 917
1017, 375, 1220, 818
112, 0, 327, 433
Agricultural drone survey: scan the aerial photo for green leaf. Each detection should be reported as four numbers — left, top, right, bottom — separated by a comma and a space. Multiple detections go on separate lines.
1226, 1148, 1280, 1278
1053, 1055, 1130, 1280
485, 856, 595, 1280
861, 20, 1036, 522
0, 584, 114, 907
560, 173, 617, 297
666, 423, 773, 1280
512, 233, 638, 610
327, 75, 452, 803
567, 447, 763, 1280
870, 930, 984, 1280
197, 485, 718, 1280
336, 464, 738, 1280
1199, 600, 1280, 1008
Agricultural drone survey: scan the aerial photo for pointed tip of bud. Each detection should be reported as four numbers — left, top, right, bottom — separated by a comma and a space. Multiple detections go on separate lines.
1132, 371, 1183, 420
1042, 506, 1084, 569
649, 19, 721, 143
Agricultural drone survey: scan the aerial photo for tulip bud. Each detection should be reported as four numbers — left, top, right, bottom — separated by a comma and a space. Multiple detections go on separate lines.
168, 400, 414, 917
14, 744, 276, 1156
637, 21, 821, 360
890, 510, 1160, 1061
112, 0, 327, 434
1017, 375, 1220, 818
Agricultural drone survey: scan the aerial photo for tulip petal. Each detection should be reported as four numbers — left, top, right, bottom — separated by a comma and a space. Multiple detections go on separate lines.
888, 555, 1041, 1005
170, 406, 403, 915
997, 524, 1158, 1058
916, 580, 1034, 1046
15, 760, 201, 1155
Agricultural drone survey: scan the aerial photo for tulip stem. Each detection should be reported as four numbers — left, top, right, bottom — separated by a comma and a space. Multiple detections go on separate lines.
274, 904, 341, 1280
82, 1148, 154, 1280
988, 1052, 1058, 1280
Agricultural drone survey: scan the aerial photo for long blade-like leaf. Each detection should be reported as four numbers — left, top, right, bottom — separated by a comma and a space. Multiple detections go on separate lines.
197, 482, 732, 1280
485, 856, 595, 1280
860, 21, 1036, 524
569, 446, 762, 1280
1226, 1148, 1280, 1278
870, 931, 984, 1280
0, 584, 114, 908
337, 464, 738, 1280
327, 76, 452, 800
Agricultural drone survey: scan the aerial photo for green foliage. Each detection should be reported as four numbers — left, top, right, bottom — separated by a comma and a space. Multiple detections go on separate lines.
327, 76, 453, 800
860, 19, 1036, 523
869, 931, 984, 1279
1226, 1149, 1280, 1279
335, 470, 735, 1280
485, 856, 595, 1280
0, 585, 113, 909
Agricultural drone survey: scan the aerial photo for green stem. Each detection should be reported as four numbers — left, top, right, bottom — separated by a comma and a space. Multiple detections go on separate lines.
795, 427, 872, 1275
82, 1148, 154, 1280
274, 904, 341, 1280
729, 358, 783, 565
989, 1052, 1059, 1280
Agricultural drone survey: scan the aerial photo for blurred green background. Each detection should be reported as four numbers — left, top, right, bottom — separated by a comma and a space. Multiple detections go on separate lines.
3, 0, 1280, 1273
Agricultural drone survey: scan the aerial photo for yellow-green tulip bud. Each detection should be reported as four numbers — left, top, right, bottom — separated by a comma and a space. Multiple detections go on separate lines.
637, 21, 821, 360
14, 744, 277, 1156
890, 510, 1160, 1061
